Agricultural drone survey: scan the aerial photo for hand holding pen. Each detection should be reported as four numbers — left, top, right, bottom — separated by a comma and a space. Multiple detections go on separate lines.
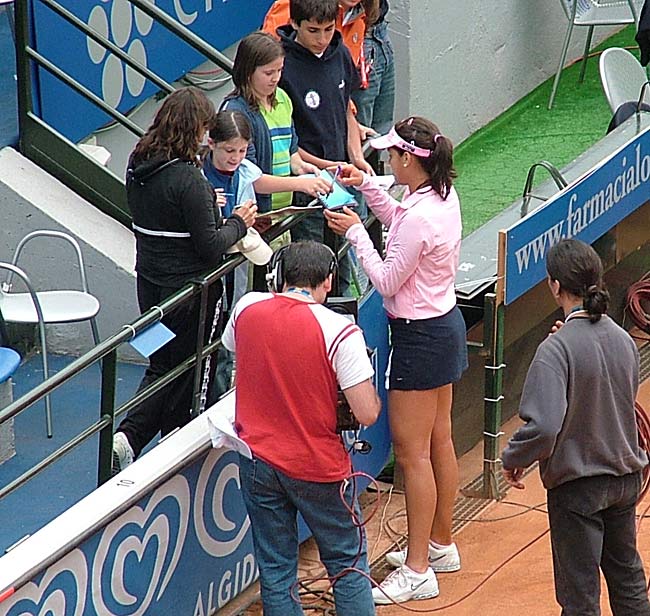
214, 188, 232, 209
327, 163, 365, 188
231, 199, 257, 228
330, 165, 342, 195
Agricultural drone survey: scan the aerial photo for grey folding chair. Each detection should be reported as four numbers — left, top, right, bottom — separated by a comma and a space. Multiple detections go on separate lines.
0, 231, 100, 437
549, 0, 642, 109
599, 46, 648, 112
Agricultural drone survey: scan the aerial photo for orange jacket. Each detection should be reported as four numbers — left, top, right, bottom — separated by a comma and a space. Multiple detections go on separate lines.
262, 0, 367, 66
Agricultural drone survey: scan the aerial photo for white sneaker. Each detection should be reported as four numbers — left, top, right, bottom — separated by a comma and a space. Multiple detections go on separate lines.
372, 565, 439, 605
112, 432, 134, 476
385, 542, 461, 572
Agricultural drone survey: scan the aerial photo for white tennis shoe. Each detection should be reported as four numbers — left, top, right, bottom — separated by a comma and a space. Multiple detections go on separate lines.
385, 542, 461, 572
112, 431, 134, 476
372, 564, 439, 605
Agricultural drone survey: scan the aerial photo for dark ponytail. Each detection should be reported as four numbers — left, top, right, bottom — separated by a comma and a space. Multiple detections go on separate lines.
583, 284, 610, 322
394, 116, 457, 199
546, 239, 609, 323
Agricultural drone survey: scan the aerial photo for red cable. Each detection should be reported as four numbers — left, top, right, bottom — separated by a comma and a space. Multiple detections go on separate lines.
289, 381, 650, 609
636, 400, 650, 503
626, 272, 650, 339
290, 471, 382, 608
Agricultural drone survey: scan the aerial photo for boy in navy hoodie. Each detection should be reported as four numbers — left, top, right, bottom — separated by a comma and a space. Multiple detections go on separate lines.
278, 0, 372, 290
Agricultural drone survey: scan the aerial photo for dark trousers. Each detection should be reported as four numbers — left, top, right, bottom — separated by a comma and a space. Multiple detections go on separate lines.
118, 276, 219, 458
547, 472, 650, 616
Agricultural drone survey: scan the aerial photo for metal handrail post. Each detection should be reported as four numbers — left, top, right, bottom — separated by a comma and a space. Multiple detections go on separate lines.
128, 0, 234, 73
520, 161, 568, 218
481, 292, 505, 500
97, 350, 117, 485
191, 279, 211, 418
13, 0, 32, 141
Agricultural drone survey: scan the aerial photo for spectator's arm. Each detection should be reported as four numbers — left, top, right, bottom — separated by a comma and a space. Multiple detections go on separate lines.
343, 379, 381, 427
346, 102, 374, 175
290, 152, 319, 176
182, 172, 247, 264
298, 147, 344, 170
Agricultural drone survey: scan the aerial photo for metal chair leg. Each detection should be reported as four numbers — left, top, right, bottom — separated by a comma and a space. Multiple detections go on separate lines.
90, 317, 100, 346
579, 25, 595, 84
36, 320, 53, 438
549, 21, 575, 110
628, 0, 640, 26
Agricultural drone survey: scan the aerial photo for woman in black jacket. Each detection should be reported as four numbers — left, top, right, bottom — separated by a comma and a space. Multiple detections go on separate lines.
112, 87, 257, 473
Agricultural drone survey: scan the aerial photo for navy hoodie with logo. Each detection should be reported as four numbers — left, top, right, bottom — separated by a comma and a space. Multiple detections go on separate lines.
277, 25, 360, 162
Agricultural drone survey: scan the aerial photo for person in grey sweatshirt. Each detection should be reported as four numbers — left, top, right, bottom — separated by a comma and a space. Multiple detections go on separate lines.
501, 239, 650, 616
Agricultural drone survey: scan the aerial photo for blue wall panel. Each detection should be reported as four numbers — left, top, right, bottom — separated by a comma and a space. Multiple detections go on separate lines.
0, 5, 18, 148
31, 0, 273, 143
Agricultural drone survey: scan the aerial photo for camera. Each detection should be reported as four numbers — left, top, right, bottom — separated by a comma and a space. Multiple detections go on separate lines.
325, 296, 358, 322
336, 390, 360, 433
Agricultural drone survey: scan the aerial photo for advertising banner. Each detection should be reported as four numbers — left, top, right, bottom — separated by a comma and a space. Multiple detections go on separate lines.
504, 127, 650, 304
31, 0, 273, 142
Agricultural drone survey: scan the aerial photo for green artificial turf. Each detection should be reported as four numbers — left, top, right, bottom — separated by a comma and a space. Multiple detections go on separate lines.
454, 26, 641, 236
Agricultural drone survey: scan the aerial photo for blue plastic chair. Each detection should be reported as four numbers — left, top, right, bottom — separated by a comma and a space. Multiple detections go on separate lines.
0, 346, 20, 386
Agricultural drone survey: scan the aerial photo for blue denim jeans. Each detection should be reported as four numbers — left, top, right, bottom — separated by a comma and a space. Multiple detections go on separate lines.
351, 20, 395, 136
238, 455, 375, 616
547, 472, 650, 616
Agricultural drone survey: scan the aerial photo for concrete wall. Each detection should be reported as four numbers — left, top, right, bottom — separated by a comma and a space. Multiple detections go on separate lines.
0, 148, 140, 360
389, 1, 621, 144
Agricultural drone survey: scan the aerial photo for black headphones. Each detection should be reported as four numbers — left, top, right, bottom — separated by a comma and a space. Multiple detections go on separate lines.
266, 244, 337, 293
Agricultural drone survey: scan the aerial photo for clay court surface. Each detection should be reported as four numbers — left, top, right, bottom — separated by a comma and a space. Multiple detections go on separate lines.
230, 374, 650, 616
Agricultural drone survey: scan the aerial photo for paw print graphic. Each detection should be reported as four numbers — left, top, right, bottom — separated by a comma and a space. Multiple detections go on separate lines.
86, 0, 155, 107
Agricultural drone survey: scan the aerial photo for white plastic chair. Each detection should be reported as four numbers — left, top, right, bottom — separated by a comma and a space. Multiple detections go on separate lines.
599, 46, 649, 112
0, 231, 100, 437
549, 0, 642, 109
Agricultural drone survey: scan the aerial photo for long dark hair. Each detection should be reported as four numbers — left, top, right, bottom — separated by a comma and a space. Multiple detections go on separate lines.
393, 116, 457, 199
231, 32, 284, 111
362, 0, 380, 26
131, 87, 214, 164
546, 239, 609, 323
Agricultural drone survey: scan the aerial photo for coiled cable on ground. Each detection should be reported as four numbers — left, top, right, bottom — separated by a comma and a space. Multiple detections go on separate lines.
636, 400, 650, 502
626, 271, 650, 339
626, 273, 650, 498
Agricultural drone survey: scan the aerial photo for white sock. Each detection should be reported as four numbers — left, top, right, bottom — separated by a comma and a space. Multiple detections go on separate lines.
403, 564, 429, 577
429, 540, 452, 550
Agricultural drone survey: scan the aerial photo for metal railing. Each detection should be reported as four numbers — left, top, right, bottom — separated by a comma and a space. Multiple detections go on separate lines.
8, 0, 386, 502
14, 0, 235, 224
0, 211, 382, 500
